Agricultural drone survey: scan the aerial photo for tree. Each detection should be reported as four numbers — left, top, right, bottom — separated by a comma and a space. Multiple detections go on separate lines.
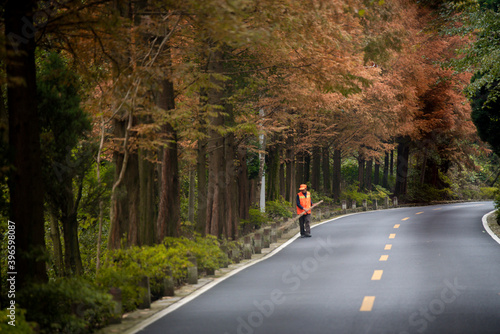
5, 0, 48, 288
38, 52, 92, 276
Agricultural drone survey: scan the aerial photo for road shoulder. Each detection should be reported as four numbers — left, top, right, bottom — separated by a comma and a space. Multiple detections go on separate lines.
484, 210, 500, 244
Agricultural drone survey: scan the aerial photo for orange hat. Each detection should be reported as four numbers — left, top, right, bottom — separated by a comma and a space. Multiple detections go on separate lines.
299, 184, 307, 191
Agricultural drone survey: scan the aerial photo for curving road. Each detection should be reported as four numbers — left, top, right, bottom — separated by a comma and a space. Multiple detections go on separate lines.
137, 202, 500, 334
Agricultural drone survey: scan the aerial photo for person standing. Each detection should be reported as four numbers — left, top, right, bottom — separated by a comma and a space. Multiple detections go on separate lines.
297, 184, 312, 238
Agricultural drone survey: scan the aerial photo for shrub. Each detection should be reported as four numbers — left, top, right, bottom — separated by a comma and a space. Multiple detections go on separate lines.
97, 235, 229, 310
479, 187, 497, 200
266, 197, 293, 219
0, 308, 36, 333
19, 277, 113, 334
494, 192, 500, 225
405, 182, 455, 203
309, 189, 334, 205
240, 207, 268, 234
340, 183, 370, 204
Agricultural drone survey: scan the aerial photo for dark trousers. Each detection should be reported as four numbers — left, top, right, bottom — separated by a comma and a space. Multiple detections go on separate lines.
299, 214, 311, 236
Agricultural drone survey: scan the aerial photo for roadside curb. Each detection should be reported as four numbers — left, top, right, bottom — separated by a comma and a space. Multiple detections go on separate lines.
482, 210, 500, 245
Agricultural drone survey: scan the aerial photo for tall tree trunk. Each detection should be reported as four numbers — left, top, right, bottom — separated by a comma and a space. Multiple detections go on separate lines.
126, 153, 140, 245
238, 147, 250, 220
365, 159, 373, 191
139, 149, 156, 245
61, 178, 83, 275
394, 138, 410, 197
420, 149, 428, 186
6, 0, 47, 287
382, 152, 389, 189
279, 159, 286, 200
304, 152, 311, 184
295, 150, 304, 188
157, 78, 181, 241
285, 136, 295, 203
267, 143, 280, 201
49, 210, 64, 277
332, 149, 341, 201
390, 150, 394, 176
374, 160, 380, 186
197, 136, 207, 234
358, 157, 365, 191
188, 168, 196, 224
322, 145, 330, 194
311, 146, 321, 191
205, 48, 225, 236
224, 132, 239, 239
108, 118, 132, 249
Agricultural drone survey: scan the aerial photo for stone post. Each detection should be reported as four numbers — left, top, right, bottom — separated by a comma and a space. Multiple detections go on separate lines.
254, 233, 262, 254
243, 236, 252, 259
163, 268, 175, 296
352, 200, 356, 210
384, 197, 389, 209
138, 276, 151, 309
263, 228, 271, 248
342, 200, 347, 214
187, 256, 198, 284
271, 223, 278, 243
373, 199, 378, 210
362, 199, 367, 211
393, 197, 398, 207
109, 287, 122, 324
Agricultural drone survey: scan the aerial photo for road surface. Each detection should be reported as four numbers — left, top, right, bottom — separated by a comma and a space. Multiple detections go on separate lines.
138, 202, 500, 334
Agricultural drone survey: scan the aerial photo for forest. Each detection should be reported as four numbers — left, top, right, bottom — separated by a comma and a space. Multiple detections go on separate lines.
1, 0, 500, 332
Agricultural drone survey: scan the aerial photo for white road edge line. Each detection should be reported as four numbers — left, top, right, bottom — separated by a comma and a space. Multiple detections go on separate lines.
125, 211, 363, 334
482, 210, 500, 245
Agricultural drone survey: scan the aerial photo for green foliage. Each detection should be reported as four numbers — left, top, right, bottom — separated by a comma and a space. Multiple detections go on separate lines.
341, 160, 359, 185
240, 207, 268, 234
266, 197, 293, 219
340, 183, 391, 204
494, 191, 500, 223
470, 76, 500, 155
97, 236, 228, 310
18, 277, 113, 334
479, 187, 497, 199
406, 182, 455, 203
0, 308, 36, 333
309, 189, 334, 204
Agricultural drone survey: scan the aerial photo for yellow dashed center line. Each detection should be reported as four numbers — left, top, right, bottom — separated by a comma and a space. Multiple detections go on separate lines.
416, 212, 424, 215
384, 244, 392, 250
379, 255, 389, 261
360, 296, 376, 311
433, 208, 442, 211
394, 224, 400, 229
371, 270, 383, 280
402, 217, 410, 221
389, 233, 396, 239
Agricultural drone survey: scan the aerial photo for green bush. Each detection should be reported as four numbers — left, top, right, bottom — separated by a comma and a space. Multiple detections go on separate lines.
309, 189, 334, 204
97, 235, 229, 310
164, 235, 229, 275
406, 182, 455, 203
0, 308, 36, 333
266, 197, 293, 219
494, 192, 500, 224
479, 187, 497, 200
340, 183, 371, 204
19, 277, 113, 334
240, 207, 268, 233
339, 183, 391, 205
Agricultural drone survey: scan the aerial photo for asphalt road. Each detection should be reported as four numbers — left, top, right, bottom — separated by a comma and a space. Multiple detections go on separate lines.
138, 202, 500, 334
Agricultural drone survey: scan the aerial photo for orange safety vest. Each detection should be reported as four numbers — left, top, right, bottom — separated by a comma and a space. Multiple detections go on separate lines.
297, 191, 312, 215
